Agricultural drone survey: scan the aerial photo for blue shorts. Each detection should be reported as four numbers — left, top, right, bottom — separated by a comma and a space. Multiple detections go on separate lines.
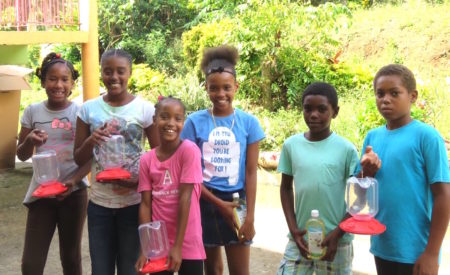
201, 188, 252, 247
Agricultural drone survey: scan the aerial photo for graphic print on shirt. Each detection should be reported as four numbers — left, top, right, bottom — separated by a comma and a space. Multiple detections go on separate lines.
163, 170, 172, 185
202, 126, 240, 186
152, 169, 178, 197
33, 117, 74, 162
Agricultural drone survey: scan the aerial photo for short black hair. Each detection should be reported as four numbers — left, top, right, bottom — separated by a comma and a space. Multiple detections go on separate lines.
373, 64, 416, 93
100, 49, 133, 72
36, 52, 79, 82
155, 96, 186, 116
201, 45, 239, 77
302, 82, 338, 109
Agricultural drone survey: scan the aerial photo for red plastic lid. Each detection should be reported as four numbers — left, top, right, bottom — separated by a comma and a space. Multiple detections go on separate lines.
32, 181, 68, 198
339, 217, 386, 235
140, 257, 168, 274
96, 168, 131, 182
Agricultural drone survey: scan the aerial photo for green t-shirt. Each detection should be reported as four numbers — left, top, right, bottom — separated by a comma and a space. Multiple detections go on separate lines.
278, 132, 358, 259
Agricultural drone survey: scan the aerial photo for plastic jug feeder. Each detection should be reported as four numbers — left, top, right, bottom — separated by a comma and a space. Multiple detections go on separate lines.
339, 176, 386, 235
31, 150, 67, 197
138, 221, 170, 274
95, 135, 131, 182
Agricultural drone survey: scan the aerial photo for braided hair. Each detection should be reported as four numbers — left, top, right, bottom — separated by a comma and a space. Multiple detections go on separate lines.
155, 95, 186, 116
100, 49, 133, 72
35, 52, 79, 82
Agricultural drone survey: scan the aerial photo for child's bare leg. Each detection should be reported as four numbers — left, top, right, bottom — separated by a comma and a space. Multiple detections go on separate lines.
204, 247, 223, 275
225, 244, 250, 275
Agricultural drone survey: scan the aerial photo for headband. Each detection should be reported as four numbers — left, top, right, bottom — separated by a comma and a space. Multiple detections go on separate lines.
205, 59, 236, 77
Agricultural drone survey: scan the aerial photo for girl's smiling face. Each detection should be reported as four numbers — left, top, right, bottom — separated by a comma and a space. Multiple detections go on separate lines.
101, 56, 131, 96
155, 100, 185, 144
43, 63, 74, 108
205, 72, 238, 116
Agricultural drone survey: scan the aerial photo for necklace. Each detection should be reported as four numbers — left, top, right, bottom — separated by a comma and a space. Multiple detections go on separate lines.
210, 109, 236, 131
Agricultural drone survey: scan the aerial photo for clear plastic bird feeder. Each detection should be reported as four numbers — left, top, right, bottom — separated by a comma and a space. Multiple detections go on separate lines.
138, 221, 170, 274
95, 135, 131, 182
339, 176, 386, 235
31, 150, 67, 197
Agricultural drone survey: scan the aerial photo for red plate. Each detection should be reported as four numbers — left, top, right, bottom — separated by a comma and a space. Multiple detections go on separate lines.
96, 168, 131, 182
339, 217, 386, 235
140, 257, 168, 274
32, 181, 68, 198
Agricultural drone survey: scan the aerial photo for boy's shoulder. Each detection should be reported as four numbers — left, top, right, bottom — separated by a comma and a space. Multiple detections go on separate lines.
367, 120, 441, 139
332, 133, 357, 149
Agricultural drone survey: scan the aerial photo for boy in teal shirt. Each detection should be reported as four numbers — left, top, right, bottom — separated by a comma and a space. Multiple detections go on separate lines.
277, 82, 379, 274
360, 64, 450, 275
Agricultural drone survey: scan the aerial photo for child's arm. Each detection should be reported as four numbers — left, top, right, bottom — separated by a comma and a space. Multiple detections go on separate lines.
144, 124, 160, 149
135, 190, 152, 273
280, 173, 309, 258
239, 141, 259, 241
414, 182, 450, 275
320, 213, 351, 262
16, 127, 48, 161
73, 118, 110, 166
200, 185, 239, 230
168, 184, 194, 272
56, 160, 92, 200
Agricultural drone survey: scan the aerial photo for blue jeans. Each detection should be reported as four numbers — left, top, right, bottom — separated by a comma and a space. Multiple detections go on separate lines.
87, 201, 140, 275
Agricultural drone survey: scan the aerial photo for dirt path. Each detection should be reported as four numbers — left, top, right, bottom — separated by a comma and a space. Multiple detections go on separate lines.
0, 164, 282, 275
2, 164, 449, 274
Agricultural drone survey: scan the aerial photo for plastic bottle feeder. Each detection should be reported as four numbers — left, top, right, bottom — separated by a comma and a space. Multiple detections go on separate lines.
339, 176, 386, 235
95, 135, 131, 182
138, 221, 169, 274
31, 150, 67, 197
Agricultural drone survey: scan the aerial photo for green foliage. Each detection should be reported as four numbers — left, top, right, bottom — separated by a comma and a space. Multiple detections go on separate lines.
52, 44, 82, 65
255, 108, 304, 151
98, 0, 196, 65
182, 2, 364, 111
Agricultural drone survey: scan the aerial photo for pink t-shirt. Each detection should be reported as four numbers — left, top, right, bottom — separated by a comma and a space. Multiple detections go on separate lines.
138, 140, 205, 260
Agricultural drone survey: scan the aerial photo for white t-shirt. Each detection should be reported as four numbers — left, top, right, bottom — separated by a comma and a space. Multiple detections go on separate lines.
78, 96, 155, 208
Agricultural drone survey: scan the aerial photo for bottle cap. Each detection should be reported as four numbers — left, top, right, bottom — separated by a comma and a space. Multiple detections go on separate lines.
311, 209, 319, 218
232, 192, 239, 199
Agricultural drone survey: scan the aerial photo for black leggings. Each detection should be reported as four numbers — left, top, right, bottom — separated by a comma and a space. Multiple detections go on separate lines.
153, 259, 203, 275
375, 256, 414, 275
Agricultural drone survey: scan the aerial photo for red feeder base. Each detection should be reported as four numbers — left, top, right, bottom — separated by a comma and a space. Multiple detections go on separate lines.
339, 217, 386, 235
32, 181, 68, 198
140, 257, 168, 274
96, 168, 131, 182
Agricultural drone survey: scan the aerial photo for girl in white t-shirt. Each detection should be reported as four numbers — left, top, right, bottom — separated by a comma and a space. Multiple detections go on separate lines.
74, 49, 159, 275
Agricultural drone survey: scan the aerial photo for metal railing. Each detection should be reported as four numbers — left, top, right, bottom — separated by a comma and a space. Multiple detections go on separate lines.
0, 0, 80, 31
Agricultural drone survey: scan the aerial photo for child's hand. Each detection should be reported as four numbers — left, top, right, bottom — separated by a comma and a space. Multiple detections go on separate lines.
56, 179, 76, 201
292, 228, 309, 259
413, 251, 439, 275
360, 146, 381, 177
134, 254, 148, 274
167, 246, 182, 272
218, 200, 239, 230
238, 218, 255, 242
88, 123, 111, 146
26, 129, 48, 147
320, 227, 343, 262
110, 177, 138, 188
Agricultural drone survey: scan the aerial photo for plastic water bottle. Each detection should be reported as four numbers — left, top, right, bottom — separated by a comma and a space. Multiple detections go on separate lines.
306, 209, 326, 259
232, 192, 247, 228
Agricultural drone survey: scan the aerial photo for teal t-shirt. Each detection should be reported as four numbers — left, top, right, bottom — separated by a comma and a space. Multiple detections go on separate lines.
360, 120, 450, 264
278, 132, 358, 259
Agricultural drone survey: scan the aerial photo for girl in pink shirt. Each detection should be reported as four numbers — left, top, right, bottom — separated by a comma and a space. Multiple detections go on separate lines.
136, 97, 205, 275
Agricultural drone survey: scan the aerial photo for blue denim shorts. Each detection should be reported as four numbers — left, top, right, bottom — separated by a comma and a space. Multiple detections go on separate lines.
201, 188, 252, 247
